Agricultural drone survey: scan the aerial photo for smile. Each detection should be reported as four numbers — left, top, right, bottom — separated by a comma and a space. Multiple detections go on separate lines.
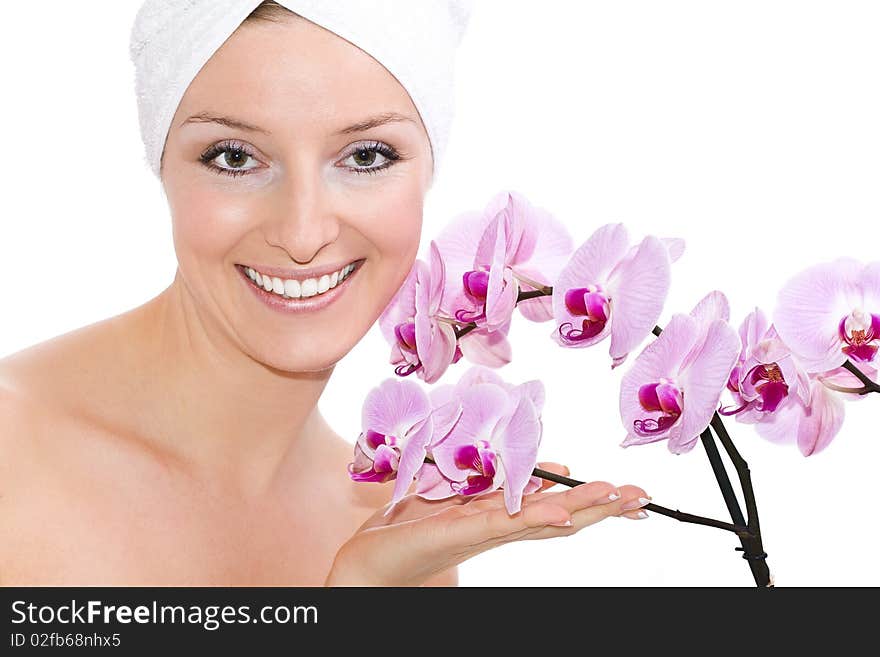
236, 259, 364, 314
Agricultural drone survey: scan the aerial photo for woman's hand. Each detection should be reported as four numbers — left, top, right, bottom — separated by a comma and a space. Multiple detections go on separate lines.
325, 463, 651, 586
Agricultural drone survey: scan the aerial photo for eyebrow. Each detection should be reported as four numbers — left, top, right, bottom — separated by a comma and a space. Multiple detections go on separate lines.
181, 112, 271, 134
331, 112, 416, 135
180, 111, 416, 136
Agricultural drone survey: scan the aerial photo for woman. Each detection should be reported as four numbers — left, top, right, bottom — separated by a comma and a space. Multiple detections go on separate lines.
0, 0, 651, 586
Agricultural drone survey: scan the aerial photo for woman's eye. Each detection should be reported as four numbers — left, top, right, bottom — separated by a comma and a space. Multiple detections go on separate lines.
340, 142, 401, 175
199, 143, 261, 177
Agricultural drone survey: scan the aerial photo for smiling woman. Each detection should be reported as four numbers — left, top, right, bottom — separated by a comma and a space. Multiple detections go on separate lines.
0, 0, 650, 588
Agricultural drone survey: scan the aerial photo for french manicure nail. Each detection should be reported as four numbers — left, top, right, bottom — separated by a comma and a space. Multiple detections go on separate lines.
634, 510, 649, 519
621, 496, 652, 511
550, 518, 572, 527
606, 490, 621, 502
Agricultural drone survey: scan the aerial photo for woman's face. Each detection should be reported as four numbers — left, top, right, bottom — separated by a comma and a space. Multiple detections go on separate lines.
160, 15, 432, 372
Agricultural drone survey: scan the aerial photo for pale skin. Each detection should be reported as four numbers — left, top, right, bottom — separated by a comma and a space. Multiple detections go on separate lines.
0, 13, 650, 587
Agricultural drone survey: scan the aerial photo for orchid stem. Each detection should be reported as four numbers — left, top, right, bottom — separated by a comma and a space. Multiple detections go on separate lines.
453, 286, 555, 340
530, 466, 752, 536
833, 360, 880, 395
421, 456, 751, 536
710, 414, 773, 587
653, 323, 773, 587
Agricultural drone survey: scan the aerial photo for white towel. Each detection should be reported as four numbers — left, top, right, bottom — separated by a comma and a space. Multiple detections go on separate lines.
129, 0, 474, 180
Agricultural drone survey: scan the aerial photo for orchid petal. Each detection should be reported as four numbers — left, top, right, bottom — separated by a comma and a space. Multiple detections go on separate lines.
434, 208, 496, 309
607, 235, 671, 368
497, 395, 541, 514
414, 462, 458, 500
457, 325, 513, 368
681, 290, 731, 371
362, 378, 432, 438
430, 398, 464, 448
427, 241, 447, 312
774, 258, 862, 372
378, 262, 418, 346
431, 384, 512, 480
797, 379, 845, 456
753, 394, 805, 444
661, 237, 686, 263
673, 319, 741, 454
619, 313, 699, 445
389, 415, 435, 510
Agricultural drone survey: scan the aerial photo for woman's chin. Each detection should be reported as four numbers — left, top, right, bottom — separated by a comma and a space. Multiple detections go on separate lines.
247, 342, 350, 375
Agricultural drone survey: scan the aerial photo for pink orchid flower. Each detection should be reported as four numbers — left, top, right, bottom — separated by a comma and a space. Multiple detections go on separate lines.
750, 374, 845, 456
348, 378, 435, 506
552, 222, 677, 368
378, 241, 459, 384
720, 307, 811, 422
436, 190, 574, 332
424, 367, 545, 514
774, 257, 880, 379
415, 366, 543, 503
619, 291, 740, 454
349, 377, 464, 516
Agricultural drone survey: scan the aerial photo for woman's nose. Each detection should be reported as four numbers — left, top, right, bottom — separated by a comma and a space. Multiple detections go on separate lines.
263, 170, 341, 264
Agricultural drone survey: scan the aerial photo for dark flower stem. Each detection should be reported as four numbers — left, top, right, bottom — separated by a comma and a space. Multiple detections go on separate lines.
453, 288, 550, 341
421, 456, 751, 536
710, 415, 772, 587
829, 360, 880, 395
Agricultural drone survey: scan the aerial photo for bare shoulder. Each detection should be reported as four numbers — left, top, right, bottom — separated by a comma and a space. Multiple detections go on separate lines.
0, 357, 52, 474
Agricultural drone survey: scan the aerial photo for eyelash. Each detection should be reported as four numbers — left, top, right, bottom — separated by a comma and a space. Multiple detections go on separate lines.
197, 140, 403, 178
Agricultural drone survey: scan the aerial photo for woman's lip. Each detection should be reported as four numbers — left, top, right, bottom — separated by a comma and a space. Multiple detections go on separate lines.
238, 259, 364, 281
236, 261, 361, 315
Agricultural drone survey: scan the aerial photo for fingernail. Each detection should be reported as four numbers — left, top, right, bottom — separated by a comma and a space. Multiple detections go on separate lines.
621, 496, 651, 511
550, 518, 572, 527
606, 490, 621, 502
633, 510, 649, 519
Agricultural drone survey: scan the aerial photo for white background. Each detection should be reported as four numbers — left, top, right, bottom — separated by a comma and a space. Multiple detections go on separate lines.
1, 1, 878, 586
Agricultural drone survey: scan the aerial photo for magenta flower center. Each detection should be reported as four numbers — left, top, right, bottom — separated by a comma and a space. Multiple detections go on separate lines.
633, 378, 683, 436
455, 267, 491, 324
350, 429, 401, 483
721, 361, 789, 416
839, 308, 880, 363
394, 320, 417, 353
463, 268, 490, 300
558, 284, 611, 343
450, 438, 498, 496
748, 362, 788, 412
392, 320, 422, 377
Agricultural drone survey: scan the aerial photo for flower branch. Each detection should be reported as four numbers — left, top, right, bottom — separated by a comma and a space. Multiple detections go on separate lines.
821, 360, 880, 395
355, 189, 879, 587
420, 455, 753, 536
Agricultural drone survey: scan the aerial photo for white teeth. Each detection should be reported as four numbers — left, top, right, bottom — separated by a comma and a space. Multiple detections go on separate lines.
244, 261, 358, 300
284, 278, 301, 298
300, 278, 318, 297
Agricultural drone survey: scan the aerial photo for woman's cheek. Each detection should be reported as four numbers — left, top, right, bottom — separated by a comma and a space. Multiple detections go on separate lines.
171, 189, 254, 265
364, 187, 424, 298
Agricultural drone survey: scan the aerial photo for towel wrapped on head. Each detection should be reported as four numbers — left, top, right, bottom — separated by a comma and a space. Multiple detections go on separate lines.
129, 0, 474, 180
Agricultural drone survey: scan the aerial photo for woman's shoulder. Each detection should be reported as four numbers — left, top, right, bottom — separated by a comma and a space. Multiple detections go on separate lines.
0, 316, 124, 422
0, 324, 119, 481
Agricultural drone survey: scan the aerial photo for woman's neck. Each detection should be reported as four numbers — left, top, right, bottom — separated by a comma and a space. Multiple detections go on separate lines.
118, 273, 336, 499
